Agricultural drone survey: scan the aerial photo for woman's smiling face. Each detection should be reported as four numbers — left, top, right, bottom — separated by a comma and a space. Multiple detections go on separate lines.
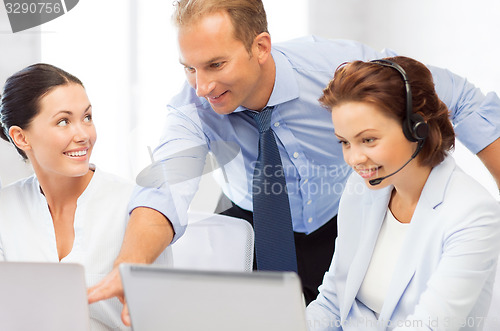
21, 83, 96, 178
331, 101, 416, 189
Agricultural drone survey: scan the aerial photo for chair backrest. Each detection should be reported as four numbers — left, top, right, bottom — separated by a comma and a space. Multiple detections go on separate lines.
171, 211, 254, 272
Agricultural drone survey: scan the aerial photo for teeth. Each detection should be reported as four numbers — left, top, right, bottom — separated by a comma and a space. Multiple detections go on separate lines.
358, 167, 379, 174
66, 150, 87, 157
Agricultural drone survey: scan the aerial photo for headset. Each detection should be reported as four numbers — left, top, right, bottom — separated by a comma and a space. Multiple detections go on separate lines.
367, 59, 429, 186
369, 59, 429, 142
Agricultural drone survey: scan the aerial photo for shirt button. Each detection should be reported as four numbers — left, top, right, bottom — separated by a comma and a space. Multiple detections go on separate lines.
307, 199, 312, 205
274, 122, 280, 127
307, 217, 313, 223
293, 152, 299, 159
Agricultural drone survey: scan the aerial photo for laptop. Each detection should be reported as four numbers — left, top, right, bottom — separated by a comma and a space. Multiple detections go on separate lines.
0, 262, 90, 331
120, 264, 308, 331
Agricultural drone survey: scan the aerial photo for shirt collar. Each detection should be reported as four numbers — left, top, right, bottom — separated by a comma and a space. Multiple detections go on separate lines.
234, 48, 299, 113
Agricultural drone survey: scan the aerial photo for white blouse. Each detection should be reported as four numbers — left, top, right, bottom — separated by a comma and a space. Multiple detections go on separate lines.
0, 166, 172, 330
357, 207, 409, 315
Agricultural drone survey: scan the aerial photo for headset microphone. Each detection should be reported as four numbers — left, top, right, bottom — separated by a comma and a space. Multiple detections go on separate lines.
368, 140, 424, 186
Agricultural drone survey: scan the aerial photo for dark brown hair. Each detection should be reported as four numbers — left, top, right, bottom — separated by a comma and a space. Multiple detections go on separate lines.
319, 56, 455, 167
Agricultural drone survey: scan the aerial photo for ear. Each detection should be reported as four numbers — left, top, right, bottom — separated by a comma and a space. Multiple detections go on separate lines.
253, 32, 272, 64
8, 126, 31, 152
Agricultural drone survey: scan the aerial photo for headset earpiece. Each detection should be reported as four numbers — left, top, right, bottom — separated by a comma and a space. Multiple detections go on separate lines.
403, 113, 429, 142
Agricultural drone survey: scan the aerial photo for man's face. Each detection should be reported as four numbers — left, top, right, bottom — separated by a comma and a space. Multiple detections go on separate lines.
178, 11, 267, 114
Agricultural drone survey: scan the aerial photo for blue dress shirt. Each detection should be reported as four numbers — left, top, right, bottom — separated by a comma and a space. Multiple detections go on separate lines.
129, 36, 500, 243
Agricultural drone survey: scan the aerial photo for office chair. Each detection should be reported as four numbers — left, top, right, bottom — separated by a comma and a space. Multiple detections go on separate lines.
171, 212, 254, 272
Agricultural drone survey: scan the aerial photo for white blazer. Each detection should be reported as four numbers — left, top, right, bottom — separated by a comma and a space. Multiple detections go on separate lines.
307, 156, 500, 330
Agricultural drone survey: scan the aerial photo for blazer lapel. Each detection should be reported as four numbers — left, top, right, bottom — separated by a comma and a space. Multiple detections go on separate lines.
377, 219, 421, 320
378, 156, 456, 321
341, 186, 392, 320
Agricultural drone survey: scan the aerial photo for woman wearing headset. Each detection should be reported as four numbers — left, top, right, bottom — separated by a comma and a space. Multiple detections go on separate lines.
306, 56, 500, 330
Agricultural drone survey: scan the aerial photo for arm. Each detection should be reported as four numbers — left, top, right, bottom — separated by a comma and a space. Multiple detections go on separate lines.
88, 103, 208, 324
115, 207, 174, 265
87, 207, 174, 325
430, 66, 500, 186
477, 137, 500, 188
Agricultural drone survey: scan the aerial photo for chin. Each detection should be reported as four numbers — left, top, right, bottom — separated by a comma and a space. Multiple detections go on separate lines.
68, 165, 92, 178
208, 97, 239, 115
211, 105, 237, 115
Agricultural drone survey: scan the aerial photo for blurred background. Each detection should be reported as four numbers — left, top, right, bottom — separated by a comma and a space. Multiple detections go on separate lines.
1, 0, 499, 209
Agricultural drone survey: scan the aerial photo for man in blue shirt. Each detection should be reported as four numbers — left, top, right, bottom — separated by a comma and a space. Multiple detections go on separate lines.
89, 0, 500, 323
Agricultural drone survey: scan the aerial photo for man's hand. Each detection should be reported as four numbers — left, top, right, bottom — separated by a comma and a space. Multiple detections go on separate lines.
87, 266, 132, 326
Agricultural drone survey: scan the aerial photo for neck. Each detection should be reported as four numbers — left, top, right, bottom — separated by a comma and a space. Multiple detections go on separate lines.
389, 163, 432, 223
246, 53, 276, 111
35, 168, 94, 214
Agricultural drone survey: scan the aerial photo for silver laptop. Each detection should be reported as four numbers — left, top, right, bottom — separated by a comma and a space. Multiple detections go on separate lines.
0, 262, 90, 331
120, 264, 308, 331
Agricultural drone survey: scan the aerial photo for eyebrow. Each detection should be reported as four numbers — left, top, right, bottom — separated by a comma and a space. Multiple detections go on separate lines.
334, 133, 345, 140
335, 129, 378, 140
179, 56, 226, 67
51, 104, 92, 118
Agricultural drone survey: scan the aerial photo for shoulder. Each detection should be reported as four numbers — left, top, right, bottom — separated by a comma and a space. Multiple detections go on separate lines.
272, 35, 381, 72
445, 164, 499, 213
427, 156, 500, 227
433, 156, 496, 205
91, 167, 135, 197
0, 175, 39, 216
0, 175, 37, 199
274, 35, 369, 53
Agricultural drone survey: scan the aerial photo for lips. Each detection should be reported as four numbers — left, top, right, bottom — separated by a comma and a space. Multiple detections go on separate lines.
207, 90, 228, 102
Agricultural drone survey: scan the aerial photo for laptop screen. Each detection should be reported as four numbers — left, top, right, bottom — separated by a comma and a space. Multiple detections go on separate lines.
120, 264, 308, 331
0, 262, 90, 331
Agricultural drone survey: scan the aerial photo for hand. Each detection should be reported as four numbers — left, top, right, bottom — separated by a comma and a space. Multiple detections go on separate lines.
87, 266, 131, 326
117, 292, 131, 327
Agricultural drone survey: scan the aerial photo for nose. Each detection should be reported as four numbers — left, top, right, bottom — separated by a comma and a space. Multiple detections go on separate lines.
73, 122, 91, 143
345, 146, 367, 167
194, 71, 215, 98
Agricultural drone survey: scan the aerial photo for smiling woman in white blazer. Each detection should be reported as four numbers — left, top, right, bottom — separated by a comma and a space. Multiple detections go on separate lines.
306, 56, 500, 331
